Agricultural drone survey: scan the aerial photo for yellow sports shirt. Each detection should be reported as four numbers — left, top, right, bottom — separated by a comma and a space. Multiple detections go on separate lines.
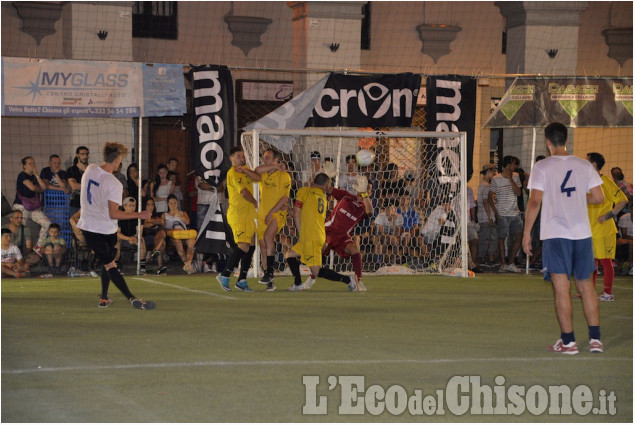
258, 170, 291, 218
295, 186, 327, 243
588, 174, 628, 237
226, 166, 256, 222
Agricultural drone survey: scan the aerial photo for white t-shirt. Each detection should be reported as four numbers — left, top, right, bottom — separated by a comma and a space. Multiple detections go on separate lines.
618, 213, 632, 237
422, 206, 447, 234
196, 176, 215, 205
374, 212, 403, 235
490, 173, 521, 217
1, 244, 22, 263
77, 164, 123, 235
528, 155, 603, 240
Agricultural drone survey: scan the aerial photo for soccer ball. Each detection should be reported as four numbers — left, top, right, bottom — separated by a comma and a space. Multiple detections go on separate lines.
355, 149, 376, 167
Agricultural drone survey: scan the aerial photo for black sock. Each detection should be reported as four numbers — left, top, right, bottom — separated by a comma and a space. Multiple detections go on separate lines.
588, 326, 600, 341
140, 259, 146, 270
108, 267, 135, 299
561, 331, 575, 345
100, 266, 110, 299
266, 255, 275, 275
238, 246, 255, 281
286, 257, 302, 284
318, 267, 350, 283
222, 246, 242, 278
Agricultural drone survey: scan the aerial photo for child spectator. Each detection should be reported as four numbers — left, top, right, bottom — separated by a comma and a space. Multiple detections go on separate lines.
1, 228, 29, 278
42, 223, 67, 275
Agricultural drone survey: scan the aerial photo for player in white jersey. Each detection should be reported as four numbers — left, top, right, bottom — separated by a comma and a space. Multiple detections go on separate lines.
78, 142, 155, 310
523, 123, 604, 354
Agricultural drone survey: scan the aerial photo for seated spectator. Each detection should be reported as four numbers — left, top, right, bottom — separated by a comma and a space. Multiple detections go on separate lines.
2, 228, 30, 277
40, 154, 70, 194
396, 194, 423, 257
2, 209, 40, 267
421, 200, 452, 246
42, 223, 67, 275
69, 209, 86, 247
13, 156, 50, 253
162, 194, 196, 274
116, 197, 148, 274
142, 197, 167, 274
372, 204, 404, 265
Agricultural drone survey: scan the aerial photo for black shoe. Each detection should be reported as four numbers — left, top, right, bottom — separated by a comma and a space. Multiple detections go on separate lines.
131, 298, 156, 310
259, 272, 274, 284
156, 266, 167, 275
265, 282, 276, 292
149, 250, 161, 262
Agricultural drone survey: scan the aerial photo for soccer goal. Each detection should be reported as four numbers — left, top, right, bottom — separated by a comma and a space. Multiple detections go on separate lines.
241, 128, 469, 277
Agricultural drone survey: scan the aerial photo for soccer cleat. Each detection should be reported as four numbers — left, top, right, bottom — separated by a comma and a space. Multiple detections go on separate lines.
598, 292, 614, 302
265, 282, 276, 292
357, 279, 367, 292
130, 298, 156, 310
156, 266, 168, 275
98, 298, 112, 308
259, 272, 274, 284
235, 279, 253, 292
506, 263, 522, 273
589, 339, 604, 353
348, 276, 358, 292
149, 250, 161, 262
547, 339, 579, 355
216, 274, 231, 291
304, 275, 316, 289
287, 283, 305, 292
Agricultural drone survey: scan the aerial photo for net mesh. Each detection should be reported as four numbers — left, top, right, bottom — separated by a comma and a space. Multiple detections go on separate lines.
241, 129, 468, 276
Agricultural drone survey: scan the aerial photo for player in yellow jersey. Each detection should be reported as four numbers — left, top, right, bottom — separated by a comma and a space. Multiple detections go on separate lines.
216, 146, 261, 292
586, 153, 628, 302
254, 148, 291, 291
284, 173, 359, 292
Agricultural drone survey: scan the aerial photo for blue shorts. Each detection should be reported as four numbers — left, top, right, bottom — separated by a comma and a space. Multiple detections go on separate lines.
542, 238, 595, 282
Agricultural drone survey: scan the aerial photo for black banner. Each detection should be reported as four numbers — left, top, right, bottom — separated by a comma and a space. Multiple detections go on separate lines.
426, 75, 476, 184
309, 73, 422, 127
190, 65, 234, 254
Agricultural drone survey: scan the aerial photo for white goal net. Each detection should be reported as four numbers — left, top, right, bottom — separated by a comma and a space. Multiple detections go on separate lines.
241, 129, 469, 277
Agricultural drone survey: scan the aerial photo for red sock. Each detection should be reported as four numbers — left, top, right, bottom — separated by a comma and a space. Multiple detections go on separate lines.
592, 259, 599, 290
352, 253, 362, 279
600, 258, 614, 295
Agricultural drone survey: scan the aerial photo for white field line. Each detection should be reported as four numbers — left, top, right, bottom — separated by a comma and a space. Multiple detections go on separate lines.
3, 356, 632, 375
132, 277, 236, 300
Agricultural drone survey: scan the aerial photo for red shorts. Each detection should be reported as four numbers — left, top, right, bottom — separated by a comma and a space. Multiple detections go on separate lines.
325, 232, 354, 258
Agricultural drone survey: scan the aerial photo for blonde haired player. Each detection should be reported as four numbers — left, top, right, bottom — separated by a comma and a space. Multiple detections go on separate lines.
285, 173, 359, 292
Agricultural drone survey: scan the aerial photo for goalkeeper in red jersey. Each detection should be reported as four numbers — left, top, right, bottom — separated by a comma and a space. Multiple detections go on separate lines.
304, 176, 373, 291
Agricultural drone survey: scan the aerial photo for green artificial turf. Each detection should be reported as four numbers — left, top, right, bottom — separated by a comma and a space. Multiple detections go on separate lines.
2, 273, 632, 422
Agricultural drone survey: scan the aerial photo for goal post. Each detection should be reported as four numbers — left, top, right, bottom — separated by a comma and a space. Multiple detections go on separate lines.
241, 128, 469, 277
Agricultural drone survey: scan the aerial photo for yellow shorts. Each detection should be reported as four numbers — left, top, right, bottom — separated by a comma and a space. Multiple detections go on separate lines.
256, 211, 286, 241
291, 240, 324, 267
592, 234, 617, 259
228, 215, 256, 245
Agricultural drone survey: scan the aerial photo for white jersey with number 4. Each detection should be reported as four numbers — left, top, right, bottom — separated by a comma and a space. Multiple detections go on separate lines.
77, 164, 123, 235
528, 155, 603, 241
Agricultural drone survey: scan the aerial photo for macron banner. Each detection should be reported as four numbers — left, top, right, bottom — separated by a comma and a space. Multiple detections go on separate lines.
1, 57, 185, 117
190, 65, 235, 254
309, 73, 422, 127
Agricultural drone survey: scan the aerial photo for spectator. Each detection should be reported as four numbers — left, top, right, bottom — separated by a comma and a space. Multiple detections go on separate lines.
339, 154, 358, 193
168, 170, 184, 207
1, 228, 29, 278
13, 156, 50, 254
301, 151, 322, 185
69, 209, 86, 248
115, 197, 148, 274
162, 194, 196, 274
151, 163, 175, 214
488, 155, 523, 273
379, 162, 406, 208
617, 207, 632, 275
40, 154, 70, 193
477, 164, 497, 266
142, 197, 167, 275
421, 200, 452, 246
466, 185, 479, 267
126, 163, 149, 204
69, 209, 91, 271
113, 162, 128, 199
42, 223, 67, 275
196, 174, 216, 231
396, 193, 422, 258
610, 166, 633, 203
373, 204, 404, 265
167, 157, 182, 186
66, 146, 90, 216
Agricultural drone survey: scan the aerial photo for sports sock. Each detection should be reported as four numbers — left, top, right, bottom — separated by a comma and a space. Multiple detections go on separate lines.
600, 258, 614, 295
561, 331, 575, 345
266, 255, 275, 275
100, 266, 110, 299
318, 267, 349, 283
588, 326, 601, 341
238, 246, 255, 281
222, 246, 242, 278
351, 253, 362, 279
286, 257, 302, 284
108, 267, 135, 299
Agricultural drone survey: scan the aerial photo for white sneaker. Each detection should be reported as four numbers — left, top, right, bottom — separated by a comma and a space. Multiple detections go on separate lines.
287, 283, 305, 292
304, 275, 316, 289
357, 279, 367, 292
347, 276, 358, 292
598, 292, 614, 302
507, 264, 522, 273
497, 264, 509, 273
203, 263, 211, 273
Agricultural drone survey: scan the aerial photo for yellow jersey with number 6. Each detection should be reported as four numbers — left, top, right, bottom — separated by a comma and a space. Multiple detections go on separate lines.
295, 186, 327, 243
